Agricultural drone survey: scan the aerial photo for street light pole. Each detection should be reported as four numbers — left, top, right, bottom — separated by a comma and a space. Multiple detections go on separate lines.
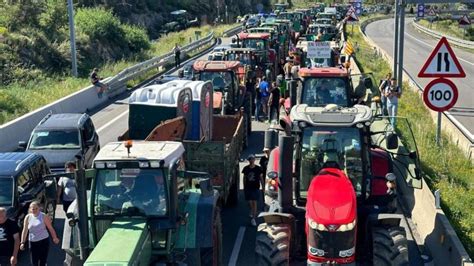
393, 0, 400, 80
397, 0, 406, 90
67, 0, 78, 77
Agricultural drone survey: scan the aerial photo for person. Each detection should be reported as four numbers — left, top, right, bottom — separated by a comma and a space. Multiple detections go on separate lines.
283, 58, 293, 80
290, 61, 300, 80
57, 161, 77, 214
384, 78, 401, 128
246, 77, 257, 116
268, 82, 281, 123
317, 79, 332, 104
378, 73, 391, 115
258, 77, 270, 121
259, 148, 270, 175
90, 68, 108, 98
316, 29, 323, 41
242, 154, 263, 226
173, 44, 181, 68
0, 207, 20, 266
20, 201, 60, 266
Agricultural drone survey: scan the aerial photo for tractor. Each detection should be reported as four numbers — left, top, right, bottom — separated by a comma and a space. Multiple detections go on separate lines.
281, 66, 377, 114
223, 48, 263, 79
256, 104, 423, 265
192, 60, 252, 139
234, 32, 277, 79
62, 141, 222, 265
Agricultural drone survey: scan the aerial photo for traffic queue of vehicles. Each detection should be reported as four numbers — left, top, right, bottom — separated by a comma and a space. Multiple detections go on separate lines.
0, 3, 421, 266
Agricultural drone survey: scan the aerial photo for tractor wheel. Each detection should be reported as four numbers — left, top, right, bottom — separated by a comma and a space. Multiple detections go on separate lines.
200, 207, 223, 266
255, 223, 290, 266
226, 164, 239, 207
372, 226, 409, 266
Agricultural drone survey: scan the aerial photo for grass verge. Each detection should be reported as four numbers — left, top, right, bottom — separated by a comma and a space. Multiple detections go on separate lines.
0, 24, 237, 125
418, 19, 473, 41
346, 16, 473, 257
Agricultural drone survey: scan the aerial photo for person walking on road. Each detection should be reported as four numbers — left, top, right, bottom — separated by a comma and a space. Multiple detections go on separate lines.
173, 44, 181, 68
257, 77, 270, 121
268, 82, 281, 123
20, 201, 60, 266
242, 154, 263, 226
384, 77, 401, 128
0, 207, 20, 266
57, 161, 77, 214
378, 72, 391, 115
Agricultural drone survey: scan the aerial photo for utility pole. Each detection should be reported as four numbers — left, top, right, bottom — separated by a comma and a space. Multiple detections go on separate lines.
393, 0, 400, 80
67, 0, 78, 77
397, 0, 406, 90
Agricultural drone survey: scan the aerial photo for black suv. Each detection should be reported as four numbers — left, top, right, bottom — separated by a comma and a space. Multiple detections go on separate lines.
19, 113, 100, 173
0, 152, 56, 225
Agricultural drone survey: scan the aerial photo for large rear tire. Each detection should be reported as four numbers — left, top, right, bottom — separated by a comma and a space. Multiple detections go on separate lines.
200, 207, 223, 266
255, 223, 290, 266
372, 226, 409, 266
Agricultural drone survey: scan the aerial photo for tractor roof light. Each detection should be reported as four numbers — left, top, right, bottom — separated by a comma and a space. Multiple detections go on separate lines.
95, 162, 105, 169
106, 162, 116, 168
139, 161, 150, 168
356, 123, 364, 129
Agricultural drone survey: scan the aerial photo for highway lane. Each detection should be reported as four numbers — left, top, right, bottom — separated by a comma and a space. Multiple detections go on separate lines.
365, 18, 474, 140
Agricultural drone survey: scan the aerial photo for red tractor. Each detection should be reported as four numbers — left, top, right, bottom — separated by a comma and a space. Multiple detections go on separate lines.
234, 32, 277, 79
256, 104, 422, 265
283, 67, 377, 114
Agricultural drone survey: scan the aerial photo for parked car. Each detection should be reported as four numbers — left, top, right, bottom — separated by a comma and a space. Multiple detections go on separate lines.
0, 152, 56, 225
19, 113, 100, 173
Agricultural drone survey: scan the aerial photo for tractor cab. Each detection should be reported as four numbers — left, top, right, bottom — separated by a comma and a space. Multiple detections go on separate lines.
306, 23, 338, 41
223, 48, 262, 79
193, 60, 247, 115
274, 3, 289, 12
297, 67, 372, 108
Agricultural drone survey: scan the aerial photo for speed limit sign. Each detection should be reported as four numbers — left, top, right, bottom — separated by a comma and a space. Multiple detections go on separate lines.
423, 78, 458, 112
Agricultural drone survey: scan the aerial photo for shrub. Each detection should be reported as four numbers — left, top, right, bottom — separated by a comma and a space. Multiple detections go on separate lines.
122, 24, 150, 53
75, 7, 123, 41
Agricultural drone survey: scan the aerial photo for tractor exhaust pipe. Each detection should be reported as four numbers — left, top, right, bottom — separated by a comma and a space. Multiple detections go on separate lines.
287, 80, 298, 107
264, 130, 278, 150
278, 135, 294, 213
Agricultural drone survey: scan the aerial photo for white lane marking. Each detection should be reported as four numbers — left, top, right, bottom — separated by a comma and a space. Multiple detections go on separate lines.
97, 109, 129, 133
405, 32, 474, 66
409, 47, 419, 54
228, 226, 246, 266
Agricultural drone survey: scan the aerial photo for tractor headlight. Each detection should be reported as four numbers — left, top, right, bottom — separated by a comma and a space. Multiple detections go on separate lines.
337, 219, 356, 232
308, 218, 327, 231
308, 245, 325, 257
339, 246, 355, 257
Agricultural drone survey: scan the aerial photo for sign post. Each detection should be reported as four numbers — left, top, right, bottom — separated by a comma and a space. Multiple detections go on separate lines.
418, 37, 466, 146
458, 15, 472, 38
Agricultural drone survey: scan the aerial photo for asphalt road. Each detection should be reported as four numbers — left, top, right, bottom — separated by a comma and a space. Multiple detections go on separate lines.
18, 32, 423, 265
365, 18, 474, 141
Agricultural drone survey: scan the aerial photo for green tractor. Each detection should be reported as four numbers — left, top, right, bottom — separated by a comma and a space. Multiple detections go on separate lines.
62, 141, 222, 265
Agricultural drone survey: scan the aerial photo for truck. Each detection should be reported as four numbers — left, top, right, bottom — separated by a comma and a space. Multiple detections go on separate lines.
62, 140, 222, 265
121, 80, 243, 206
257, 104, 423, 265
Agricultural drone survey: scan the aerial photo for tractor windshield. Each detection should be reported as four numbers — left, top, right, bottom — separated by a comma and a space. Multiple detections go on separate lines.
302, 77, 350, 107
300, 127, 363, 197
225, 53, 256, 66
242, 39, 267, 51
93, 168, 167, 217
199, 71, 235, 92
0, 177, 14, 206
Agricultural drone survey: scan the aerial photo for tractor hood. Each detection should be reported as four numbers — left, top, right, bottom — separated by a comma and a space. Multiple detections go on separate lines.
84, 219, 151, 266
306, 168, 356, 226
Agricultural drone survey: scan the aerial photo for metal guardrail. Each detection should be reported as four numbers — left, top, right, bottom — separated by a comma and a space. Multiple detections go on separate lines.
222, 25, 244, 37
412, 20, 474, 49
105, 31, 216, 94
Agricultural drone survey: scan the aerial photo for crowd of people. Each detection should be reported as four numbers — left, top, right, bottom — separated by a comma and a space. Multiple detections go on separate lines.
0, 162, 77, 266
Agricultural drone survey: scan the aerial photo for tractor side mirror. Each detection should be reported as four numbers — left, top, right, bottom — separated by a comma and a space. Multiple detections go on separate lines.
363, 77, 373, 89
386, 132, 399, 150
